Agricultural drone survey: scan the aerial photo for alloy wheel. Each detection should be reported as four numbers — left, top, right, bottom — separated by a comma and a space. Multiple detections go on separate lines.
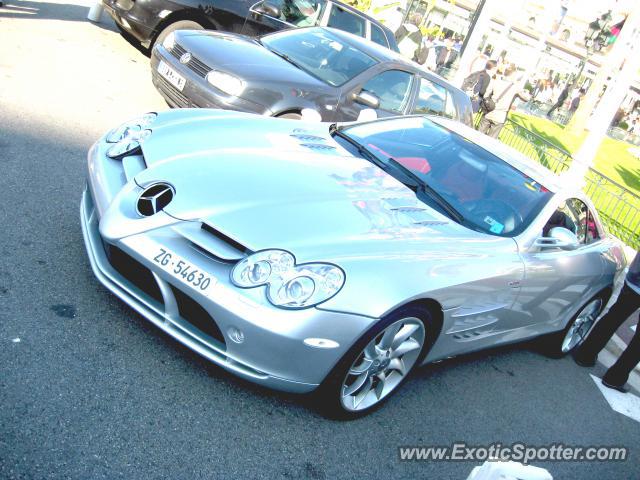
561, 298, 603, 353
340, 317, 425, 412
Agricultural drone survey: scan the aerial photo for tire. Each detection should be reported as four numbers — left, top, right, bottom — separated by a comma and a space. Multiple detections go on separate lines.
153, 20, 205, 52
276, 112, 303, 120
539, 292, 607, 358
316, 305, 436, 419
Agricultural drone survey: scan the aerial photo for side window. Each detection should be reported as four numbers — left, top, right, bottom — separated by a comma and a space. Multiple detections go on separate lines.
413, 77, 455, 118
543, 199, 599, 244
327, 4, 366, 37
271, 0, 327, 27
370, 23, 389, 48
361, 70, 413, 113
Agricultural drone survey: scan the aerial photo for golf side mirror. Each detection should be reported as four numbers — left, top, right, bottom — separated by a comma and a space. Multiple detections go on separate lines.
353, 91, 380, 109
254, 1, 280, 18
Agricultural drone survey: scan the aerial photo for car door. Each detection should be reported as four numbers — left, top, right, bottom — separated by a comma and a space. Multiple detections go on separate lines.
242, 0, 328, 37
335, 67, 416, 121
321, 2, 367, 39
515, 197, 607, 330
409, 75, 458, 120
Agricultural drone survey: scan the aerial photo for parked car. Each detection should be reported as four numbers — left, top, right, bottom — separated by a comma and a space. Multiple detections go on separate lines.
151, 27, 473, 124
81, 109, 626, 417
102, 0, 398, 52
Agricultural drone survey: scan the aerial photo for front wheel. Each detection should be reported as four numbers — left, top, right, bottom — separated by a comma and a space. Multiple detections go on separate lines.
153, 20, 205, 52
317, 305, 435, 419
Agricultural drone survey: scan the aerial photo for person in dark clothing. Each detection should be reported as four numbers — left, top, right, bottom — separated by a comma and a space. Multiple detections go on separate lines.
546, 84, 571, 118
569, 88, 586, 113
462, 60, 497, 113
435, 36, 458, 74
574, 253, 640, 392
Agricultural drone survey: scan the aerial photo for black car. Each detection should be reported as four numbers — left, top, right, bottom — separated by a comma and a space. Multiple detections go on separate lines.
150, 27, 474, 125
103, 0, 399, 52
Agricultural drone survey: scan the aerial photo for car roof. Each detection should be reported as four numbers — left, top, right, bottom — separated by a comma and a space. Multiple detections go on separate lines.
291, 27, 466, 93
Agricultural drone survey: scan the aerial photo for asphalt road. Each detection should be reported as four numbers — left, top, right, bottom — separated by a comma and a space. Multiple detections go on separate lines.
1, 1, 639, 479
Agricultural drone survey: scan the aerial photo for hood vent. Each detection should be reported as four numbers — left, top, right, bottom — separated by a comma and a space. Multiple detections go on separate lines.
300, 143, 337, 152
171, 223, 249, 262
201, 223, 248, 255
290, 133, 328, 142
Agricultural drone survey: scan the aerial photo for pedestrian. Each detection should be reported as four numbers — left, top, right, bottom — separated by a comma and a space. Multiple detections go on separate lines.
461, 60, 497, 114
569, 88, 586, 113
435, 35, 457, 75
477, 64, 530, 138
546, 83, 571, 118
396, 14, 423, 61
573, 252, 640, 393
416, 35, 437, 71
469, 46, 492, 74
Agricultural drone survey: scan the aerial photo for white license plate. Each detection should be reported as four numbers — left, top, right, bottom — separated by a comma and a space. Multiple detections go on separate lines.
158, 60, 186, 91
151, 246, 217, 296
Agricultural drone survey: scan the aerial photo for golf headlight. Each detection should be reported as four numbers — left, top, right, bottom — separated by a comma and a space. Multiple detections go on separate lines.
105, 113, 156, 159
206, 70, 245, 96
231, 250, 345, 309
162, 31, 175, 50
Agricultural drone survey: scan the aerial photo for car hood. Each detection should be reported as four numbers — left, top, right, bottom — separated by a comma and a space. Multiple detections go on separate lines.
175, 30, 328, 89
132, 111, 494, 261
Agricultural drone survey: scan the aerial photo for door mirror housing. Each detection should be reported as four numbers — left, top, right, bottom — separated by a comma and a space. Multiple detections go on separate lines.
254, 1, 280, 18
353, 91, 380, 109
534, 227, 580, 251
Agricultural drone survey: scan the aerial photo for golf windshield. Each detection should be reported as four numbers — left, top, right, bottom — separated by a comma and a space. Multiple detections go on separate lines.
338, 117, 554, 237
261, 28, 377, 86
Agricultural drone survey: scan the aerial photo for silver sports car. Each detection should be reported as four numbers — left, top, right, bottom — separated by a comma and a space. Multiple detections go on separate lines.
81, 110, 626, 417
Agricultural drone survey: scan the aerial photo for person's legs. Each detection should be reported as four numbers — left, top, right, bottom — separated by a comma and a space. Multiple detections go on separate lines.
603, 311, 640, 387
478, 116, 492, 134
488, 122, 503, 139
546, 102, 559, 117
574, 285, 640, 364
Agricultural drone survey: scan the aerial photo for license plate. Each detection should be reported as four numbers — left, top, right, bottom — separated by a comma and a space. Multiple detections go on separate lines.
152, 247, 217, 295
158, 60, 186, 91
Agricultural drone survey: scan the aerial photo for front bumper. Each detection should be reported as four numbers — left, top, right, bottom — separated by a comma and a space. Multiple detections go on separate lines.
101, 0, 155, 46
80, 140, 374, 393
150, 44, 270, 114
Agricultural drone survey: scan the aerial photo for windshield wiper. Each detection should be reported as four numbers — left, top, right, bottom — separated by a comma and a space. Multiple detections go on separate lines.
267, 48, 301, 69
388, 157, 464, 224
330, 128, 464, 224
330, 128, 391, 172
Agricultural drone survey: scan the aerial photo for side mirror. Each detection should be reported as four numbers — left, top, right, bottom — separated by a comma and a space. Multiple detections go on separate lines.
353, 91, 380, 109
254, 1, 280, 18
534, 227, 580, 251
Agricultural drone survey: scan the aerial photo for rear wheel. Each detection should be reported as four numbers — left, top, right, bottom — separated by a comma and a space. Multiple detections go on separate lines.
153, 20, 205, 52
317, 305, 435, 419
541, 294, 606, 358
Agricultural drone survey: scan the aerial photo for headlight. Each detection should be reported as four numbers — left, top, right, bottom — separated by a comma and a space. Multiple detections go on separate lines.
231, 250, 345, 309
107, 129, 151, 159
105, 113, 156, 159
206, 70, 245, 96
106, 113, 156, 143
162, 31, 175, 50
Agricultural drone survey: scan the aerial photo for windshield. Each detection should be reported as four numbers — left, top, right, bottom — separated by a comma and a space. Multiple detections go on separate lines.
337, 117, 553, 237
261, 29, 377, 86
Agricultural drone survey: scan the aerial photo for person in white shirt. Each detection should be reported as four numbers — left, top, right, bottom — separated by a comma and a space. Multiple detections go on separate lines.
478, 64, 530, 138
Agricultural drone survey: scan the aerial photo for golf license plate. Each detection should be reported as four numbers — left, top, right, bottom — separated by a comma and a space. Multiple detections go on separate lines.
158, 61, 186, 91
